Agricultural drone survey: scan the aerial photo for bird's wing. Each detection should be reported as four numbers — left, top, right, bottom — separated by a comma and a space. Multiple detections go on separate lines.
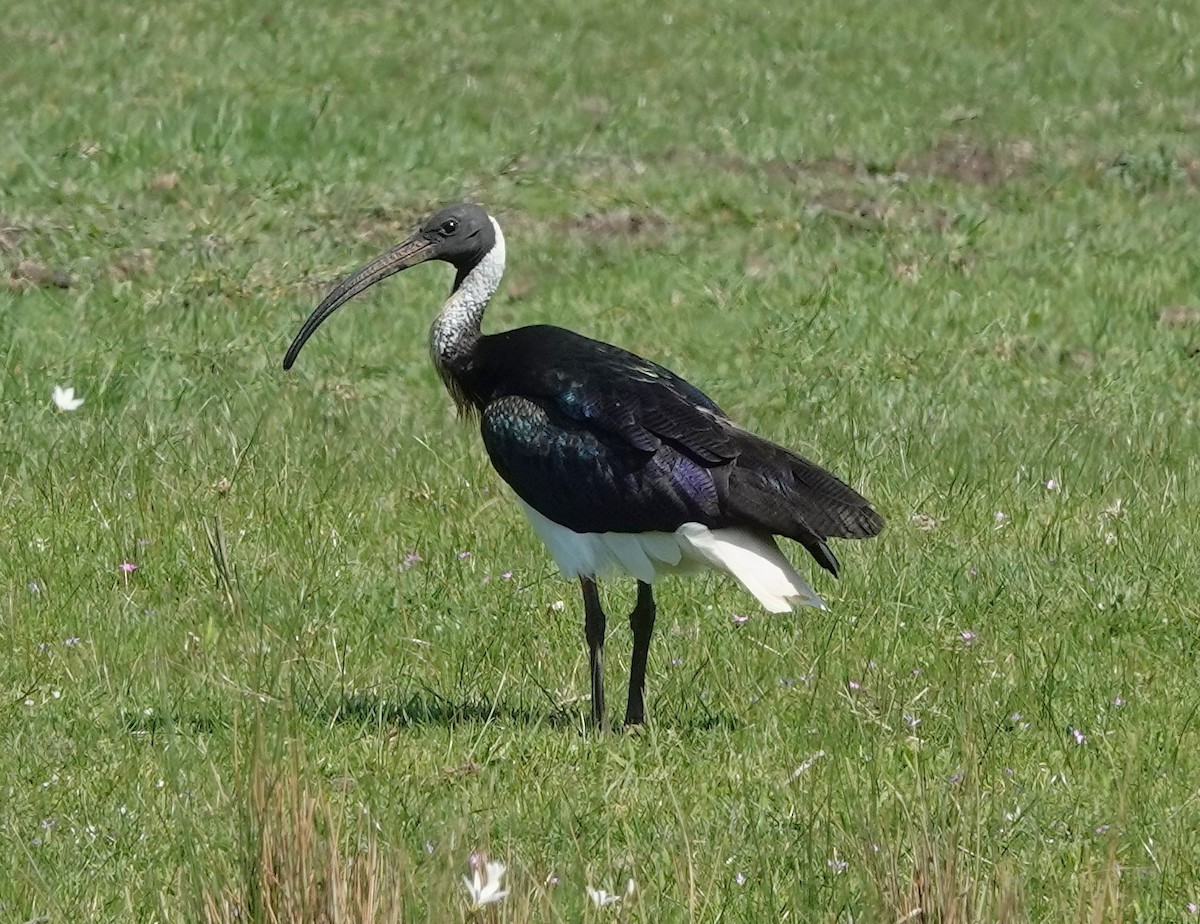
480, 326, 738, 463
477, 327, 883, 574
480, 395, 725, 536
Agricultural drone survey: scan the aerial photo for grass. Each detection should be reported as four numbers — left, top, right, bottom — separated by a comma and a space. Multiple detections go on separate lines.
2, 0, 1200, 919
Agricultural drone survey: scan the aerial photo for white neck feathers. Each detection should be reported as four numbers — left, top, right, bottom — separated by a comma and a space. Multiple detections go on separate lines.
429, 217, 505, 366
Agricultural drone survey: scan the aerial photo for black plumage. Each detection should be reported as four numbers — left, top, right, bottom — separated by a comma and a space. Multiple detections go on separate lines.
468, 327, 881, 574
284, 202, 883, 729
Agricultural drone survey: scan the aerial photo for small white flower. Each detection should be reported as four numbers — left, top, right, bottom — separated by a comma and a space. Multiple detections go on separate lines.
586, 886, 621, 907
462, 860, 508, 911
1045, 478, 1059, 491
550, 600, 566, 611
993, 510, 1010, 528
52, 385, 84, 412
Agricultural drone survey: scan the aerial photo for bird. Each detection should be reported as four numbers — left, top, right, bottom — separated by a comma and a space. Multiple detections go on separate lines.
283, 202, 883, 729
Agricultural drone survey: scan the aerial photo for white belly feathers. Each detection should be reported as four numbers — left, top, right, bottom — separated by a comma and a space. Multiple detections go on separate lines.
514, 498, 826, 613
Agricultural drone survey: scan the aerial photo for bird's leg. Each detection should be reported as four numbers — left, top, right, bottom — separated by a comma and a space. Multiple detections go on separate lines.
580, 578, 607, 731
624, 581, 657, 726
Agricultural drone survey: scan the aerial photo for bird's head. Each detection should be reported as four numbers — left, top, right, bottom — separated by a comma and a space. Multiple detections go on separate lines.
283, 202, 495, 369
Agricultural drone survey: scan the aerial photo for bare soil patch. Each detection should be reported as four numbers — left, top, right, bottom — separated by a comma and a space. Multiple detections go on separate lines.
1159, 305, 1200, 328
562, 209, 669, 239
111, 249, 156, 280
350, 203, 435, 246
149, 172, 181, 192
8, 259, 72, 291
807, 190, 958, 234
900, 138, 1035, 185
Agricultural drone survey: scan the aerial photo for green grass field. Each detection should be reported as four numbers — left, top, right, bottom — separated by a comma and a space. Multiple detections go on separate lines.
3, 0, 1200, 920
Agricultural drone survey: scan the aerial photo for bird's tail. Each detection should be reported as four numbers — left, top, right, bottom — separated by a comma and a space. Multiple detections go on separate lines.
721, 431, 884, 577
676, 523, 827, 613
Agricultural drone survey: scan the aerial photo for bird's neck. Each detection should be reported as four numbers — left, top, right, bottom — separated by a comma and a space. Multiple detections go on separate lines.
429, 217, 505, 410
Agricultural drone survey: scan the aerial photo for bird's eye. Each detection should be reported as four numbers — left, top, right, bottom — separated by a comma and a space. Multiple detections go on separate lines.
441, 218, 459, 235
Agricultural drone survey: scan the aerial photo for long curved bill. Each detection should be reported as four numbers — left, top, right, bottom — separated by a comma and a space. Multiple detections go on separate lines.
283, 234, 436, 369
